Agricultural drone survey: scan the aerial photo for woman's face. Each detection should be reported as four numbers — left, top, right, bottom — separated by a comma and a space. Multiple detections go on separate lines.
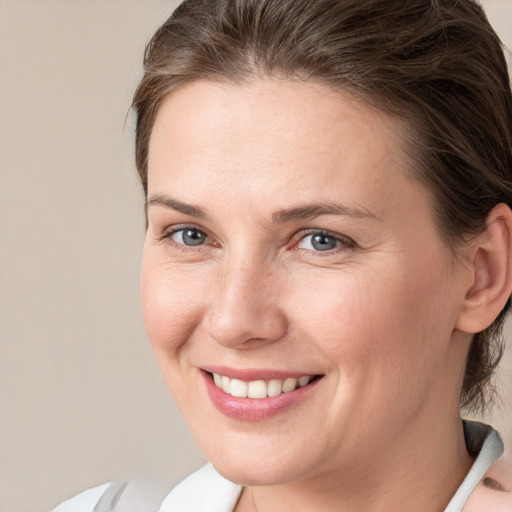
142, 79, 471, 485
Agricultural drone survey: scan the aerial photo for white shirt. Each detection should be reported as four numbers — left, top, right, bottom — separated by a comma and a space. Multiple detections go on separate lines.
51, 420, 504, 512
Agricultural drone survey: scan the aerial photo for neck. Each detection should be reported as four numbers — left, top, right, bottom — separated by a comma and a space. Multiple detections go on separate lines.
236, 410, 473, 512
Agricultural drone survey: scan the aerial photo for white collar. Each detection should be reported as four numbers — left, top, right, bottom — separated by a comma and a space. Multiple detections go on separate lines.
444, 420, 504, 512
161, 420, 503, 512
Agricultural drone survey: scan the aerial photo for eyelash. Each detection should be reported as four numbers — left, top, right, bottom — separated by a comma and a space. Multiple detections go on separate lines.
158, 225, 356, 255
293, 229, 356, 255
158, 225, 214, 252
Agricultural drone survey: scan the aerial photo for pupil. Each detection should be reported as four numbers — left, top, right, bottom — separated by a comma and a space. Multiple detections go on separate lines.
312, 234, 336, 251
183, 229, 205, 246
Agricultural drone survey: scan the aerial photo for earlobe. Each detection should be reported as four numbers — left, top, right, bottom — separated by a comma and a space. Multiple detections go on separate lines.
456, 203, 512, 334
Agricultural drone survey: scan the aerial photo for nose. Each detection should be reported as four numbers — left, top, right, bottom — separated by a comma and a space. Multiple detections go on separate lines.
203, 258, 288, 349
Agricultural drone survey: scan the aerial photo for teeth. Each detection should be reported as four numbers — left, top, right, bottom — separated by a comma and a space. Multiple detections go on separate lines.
282, 377, 297, 392
213, 373, 223, 387
267, 379, 282, 397
248, 380, 267, 399
221, 375, 231, 394
230, 379, 248, 398
298, 376, 310, 387
211, 373, 315, 399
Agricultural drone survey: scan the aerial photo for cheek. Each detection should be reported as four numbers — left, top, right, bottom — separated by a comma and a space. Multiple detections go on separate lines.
141, 256, 208, 354
290, 262, 456, 391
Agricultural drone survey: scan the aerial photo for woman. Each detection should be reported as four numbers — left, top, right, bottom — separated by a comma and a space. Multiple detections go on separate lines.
54, 0, 512, 510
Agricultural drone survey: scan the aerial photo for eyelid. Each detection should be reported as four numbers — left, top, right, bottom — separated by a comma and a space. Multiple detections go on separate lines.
158, 224, 220, 250
172, 227, 208, 245
158, 223, 206, 239
156, 224, 354, 254
292, 229, 356, 252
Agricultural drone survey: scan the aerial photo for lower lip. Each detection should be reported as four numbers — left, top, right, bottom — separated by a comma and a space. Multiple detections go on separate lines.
202, 372, 322, 421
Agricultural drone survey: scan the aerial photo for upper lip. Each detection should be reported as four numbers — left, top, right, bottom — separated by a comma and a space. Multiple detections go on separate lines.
200, 365, 322, 381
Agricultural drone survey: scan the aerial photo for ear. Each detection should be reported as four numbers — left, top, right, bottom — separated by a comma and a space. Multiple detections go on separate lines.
456, 203, 512, 334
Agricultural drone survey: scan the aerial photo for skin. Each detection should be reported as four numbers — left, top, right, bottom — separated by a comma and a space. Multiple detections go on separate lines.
464, 456, 512, 511
142, 79, 512, 512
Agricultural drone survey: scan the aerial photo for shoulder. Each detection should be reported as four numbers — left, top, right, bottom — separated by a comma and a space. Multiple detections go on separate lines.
160, 463, 243, 512
50, 482, 111, 512
463, 482, 512, 511
50, 465, 242, 512
463, 455, 512, 512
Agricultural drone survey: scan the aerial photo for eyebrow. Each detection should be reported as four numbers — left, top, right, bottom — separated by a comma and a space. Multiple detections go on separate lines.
146, 194, 377, 223
147, 194, 208, 219
272, 203, 377, 223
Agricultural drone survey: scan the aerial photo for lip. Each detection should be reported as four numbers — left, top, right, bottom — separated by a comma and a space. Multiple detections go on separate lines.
201, 369, 323, 421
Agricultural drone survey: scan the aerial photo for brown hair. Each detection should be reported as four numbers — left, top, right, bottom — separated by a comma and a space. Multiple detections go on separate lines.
133, 0, 512, 412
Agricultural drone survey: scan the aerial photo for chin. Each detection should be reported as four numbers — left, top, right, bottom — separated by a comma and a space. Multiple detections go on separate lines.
196, 431, 325, 487
210, 457, 298, 487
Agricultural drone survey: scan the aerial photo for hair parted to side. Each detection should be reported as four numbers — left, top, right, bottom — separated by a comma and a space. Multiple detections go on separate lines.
133, 0, 512, 413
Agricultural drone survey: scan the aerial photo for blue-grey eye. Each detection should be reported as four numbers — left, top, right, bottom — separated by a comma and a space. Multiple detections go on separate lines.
298, 233, 341, 252
172, 228, 207, 246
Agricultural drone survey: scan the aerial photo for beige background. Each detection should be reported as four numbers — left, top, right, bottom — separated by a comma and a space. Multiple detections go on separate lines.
0, 1, 511, 511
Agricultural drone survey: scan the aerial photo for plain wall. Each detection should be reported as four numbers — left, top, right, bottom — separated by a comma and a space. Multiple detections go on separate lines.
0, 1, 511, 511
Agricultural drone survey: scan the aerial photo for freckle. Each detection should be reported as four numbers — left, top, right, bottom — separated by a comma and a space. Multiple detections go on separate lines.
483, 477, 507, 492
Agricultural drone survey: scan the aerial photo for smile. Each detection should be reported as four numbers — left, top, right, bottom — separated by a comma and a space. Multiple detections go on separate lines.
202, 369, 324, 421
212, 373, 313, 399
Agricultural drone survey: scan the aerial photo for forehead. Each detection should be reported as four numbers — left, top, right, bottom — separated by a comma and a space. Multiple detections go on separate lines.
147, 79, 421, 220
149, 79, 406, 162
